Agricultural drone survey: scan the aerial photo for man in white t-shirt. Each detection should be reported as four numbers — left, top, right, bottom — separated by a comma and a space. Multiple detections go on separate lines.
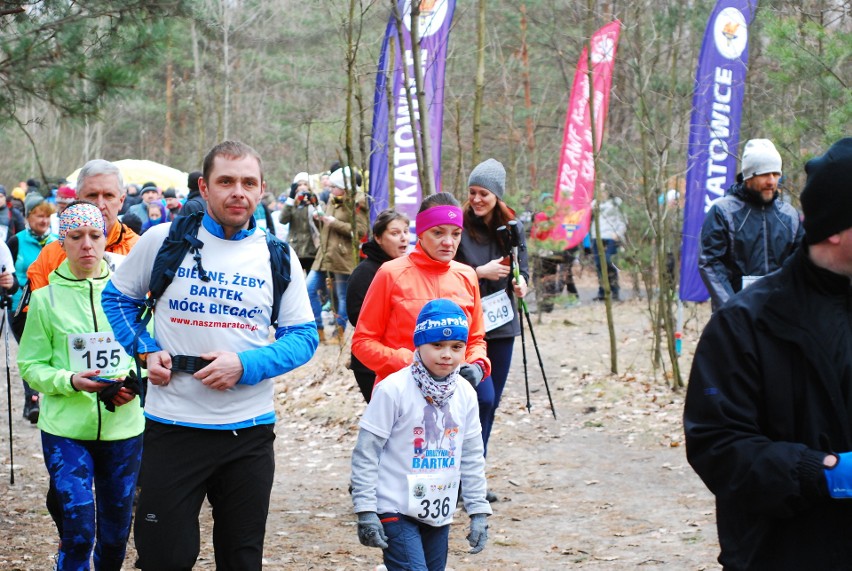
102, 140, 318, 570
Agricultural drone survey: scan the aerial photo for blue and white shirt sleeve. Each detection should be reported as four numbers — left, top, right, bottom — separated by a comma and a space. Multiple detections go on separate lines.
102, 225, 167, 356
237, 244, 318, 385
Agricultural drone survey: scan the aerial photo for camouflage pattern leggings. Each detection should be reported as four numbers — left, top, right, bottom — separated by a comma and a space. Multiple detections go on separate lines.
41, 431, 143, 571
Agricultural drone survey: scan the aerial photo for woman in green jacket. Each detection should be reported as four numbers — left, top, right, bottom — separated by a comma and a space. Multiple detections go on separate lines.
18, 201, 144, 570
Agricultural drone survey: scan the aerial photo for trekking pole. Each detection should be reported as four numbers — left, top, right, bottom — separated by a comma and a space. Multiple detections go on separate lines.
1, 266, 14, 484
517, 293, 532, 413
499, 223, 557, 419
520, 305, 557, 419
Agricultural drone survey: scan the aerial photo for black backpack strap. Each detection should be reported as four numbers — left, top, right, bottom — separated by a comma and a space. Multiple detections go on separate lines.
146, 211, 209, 311
265, 232, 291, 329
131, 212, 209, 402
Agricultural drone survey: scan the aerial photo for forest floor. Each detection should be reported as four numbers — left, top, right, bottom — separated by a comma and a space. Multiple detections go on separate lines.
0, 272, 722, 570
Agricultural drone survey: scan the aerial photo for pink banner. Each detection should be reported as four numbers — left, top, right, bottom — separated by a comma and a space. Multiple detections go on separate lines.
542, 21, 621, 248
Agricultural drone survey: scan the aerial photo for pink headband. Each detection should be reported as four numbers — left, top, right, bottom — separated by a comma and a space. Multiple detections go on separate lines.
415, 205, 463, 234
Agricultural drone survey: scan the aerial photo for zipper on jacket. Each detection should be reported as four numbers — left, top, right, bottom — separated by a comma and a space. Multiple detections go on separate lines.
87, 279, 105, 440
762, 206, 769, 274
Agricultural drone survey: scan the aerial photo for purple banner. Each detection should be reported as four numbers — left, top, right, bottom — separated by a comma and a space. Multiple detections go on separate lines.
680, 0, 758, 302
368, 0, 455, 229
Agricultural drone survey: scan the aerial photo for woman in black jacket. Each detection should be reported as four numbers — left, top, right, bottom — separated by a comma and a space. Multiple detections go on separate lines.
346, 209, 410, 402
455, 159, 529, 467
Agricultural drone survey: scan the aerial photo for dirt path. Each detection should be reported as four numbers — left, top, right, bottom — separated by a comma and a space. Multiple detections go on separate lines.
0, 290, 720, 570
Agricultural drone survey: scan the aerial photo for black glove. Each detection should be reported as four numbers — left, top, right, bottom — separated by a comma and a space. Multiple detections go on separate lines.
459, 363, 484, 388
289, 182, 299, 199
97, 370, 141, 412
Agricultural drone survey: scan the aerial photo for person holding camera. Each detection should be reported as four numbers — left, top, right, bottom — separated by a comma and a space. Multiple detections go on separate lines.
279, 172, 320, 272
306, 166, 368, 343
455, 159, 528, 500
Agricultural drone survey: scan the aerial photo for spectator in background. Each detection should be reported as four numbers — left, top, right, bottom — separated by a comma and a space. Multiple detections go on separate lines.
0, 185, 26, 242
306, 166, 368, 343
699, 138, 803, 312
10, 185, 26, 213
127, 182, 160, 226
141, 201, 167, 234
50, 186, 76, 235
271, 192, 289, 240
179, 171, 206, 217
318, 170, 333, 205
119, 183, 142, 216
26, 177, 46, 198
163, 188, 182, 221
590, 190, 627, 301
279, 172, 320, 272
8, 200, 58, 422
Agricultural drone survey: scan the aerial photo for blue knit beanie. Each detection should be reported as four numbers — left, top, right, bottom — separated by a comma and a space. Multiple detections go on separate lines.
413, 299, 469, 346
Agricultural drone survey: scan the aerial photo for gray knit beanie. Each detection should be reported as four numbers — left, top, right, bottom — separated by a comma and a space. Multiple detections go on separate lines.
740, 139, 782, 180
468, 158, 506, 199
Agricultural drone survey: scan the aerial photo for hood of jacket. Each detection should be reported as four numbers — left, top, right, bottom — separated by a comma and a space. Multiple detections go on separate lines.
361, 239, 394, 265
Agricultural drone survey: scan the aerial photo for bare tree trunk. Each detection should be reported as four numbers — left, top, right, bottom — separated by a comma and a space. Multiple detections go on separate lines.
410, 1, 435, 196
391, 2, 425, 194
586, 1, 617, 375
190, 19, 205, 160
386, 35, 396, 204
454, 99, 463, 197
221, 0, 231, 141
520, 3, 537, 189
164, 59, 174, 163
471, 0, 486, 166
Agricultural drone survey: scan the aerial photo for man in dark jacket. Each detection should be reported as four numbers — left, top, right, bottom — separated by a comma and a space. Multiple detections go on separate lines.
684, 137, 852, 571
178, 171, 205, 217
698, 138, 803, 311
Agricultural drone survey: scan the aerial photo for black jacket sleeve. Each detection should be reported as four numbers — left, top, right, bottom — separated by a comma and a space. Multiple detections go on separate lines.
698, 203, 734, 310
346, 261, 377, 328
684, 306, 828, 518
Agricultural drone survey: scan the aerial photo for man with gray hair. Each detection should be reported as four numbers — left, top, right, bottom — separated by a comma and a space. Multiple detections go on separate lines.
26, 159, 139, 291
698, 138, 803, 311
685, 137, 852, 569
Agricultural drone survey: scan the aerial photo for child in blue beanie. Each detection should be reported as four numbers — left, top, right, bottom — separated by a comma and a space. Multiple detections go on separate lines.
350, 298, 491, 570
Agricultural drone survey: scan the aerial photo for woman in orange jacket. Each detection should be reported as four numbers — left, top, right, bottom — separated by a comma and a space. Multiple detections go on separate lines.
351, 193, 491, 391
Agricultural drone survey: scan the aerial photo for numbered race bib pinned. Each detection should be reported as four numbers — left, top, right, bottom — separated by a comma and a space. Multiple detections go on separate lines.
67, 332, 128, 379
405, 471, 460, 527
481, 290, 513, 332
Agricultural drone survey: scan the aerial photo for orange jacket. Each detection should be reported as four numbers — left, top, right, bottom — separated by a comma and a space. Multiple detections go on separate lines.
27, 222, 139, 291
351, 243, 491, 383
